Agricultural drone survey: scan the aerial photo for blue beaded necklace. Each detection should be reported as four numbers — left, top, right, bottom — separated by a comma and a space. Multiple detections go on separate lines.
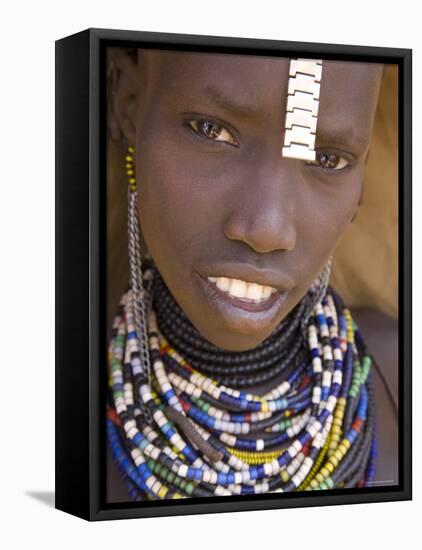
107, 269, 377, 500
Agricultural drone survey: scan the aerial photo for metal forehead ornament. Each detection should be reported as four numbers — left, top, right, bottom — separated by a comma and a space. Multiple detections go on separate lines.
282, 58, 323, 161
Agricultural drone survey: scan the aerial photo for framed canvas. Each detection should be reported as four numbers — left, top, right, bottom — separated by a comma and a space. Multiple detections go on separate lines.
55, 27, 412, 521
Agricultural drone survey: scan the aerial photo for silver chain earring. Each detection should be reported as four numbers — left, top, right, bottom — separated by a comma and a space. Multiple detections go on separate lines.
126, 147, 155, 423
300, 256, 333, 338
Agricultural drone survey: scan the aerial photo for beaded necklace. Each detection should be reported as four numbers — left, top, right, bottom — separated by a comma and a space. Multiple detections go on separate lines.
153, 268, 308, 389
107, 263, 378, 501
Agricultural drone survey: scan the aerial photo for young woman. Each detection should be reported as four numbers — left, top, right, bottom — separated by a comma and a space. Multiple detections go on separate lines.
106, 48, 398, 502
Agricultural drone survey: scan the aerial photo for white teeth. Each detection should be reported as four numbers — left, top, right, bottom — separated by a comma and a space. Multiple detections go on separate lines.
262, 286, 272, 299
228, 279, 247, 298
207, 276, 277, 302
215, 277, 230, 292
245, 282, 264, 300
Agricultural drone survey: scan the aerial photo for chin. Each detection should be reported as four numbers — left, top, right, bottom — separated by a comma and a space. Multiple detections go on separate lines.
191, 270, 294, 350
198, 327, 272, 352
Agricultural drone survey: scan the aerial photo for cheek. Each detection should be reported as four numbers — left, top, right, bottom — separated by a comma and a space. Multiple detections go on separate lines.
325, 172, 363, 235
134, 132, 224, 270
298, 171, 362, 272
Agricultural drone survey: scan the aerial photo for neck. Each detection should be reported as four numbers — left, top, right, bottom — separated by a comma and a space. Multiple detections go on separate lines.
150, 265, 312, 393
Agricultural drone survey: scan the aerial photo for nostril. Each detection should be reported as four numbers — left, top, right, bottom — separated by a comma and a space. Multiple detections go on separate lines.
224, 213, 296, 254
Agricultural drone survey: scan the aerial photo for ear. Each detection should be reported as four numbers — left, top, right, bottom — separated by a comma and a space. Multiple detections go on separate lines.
107, 48, 139, 149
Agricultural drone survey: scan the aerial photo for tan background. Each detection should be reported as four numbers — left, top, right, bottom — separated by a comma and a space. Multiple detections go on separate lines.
106, 63, 398, 331
330, 64, 398, 318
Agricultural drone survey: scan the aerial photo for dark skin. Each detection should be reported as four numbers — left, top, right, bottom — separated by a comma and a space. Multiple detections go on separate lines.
107, 50, 398, 500
114, 50, 382, 351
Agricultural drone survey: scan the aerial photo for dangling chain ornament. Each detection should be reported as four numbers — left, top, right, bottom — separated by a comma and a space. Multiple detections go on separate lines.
126, 147, 155, 422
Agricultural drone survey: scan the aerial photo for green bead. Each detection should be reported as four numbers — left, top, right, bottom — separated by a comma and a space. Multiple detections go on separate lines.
185, 482, 194, 495
167, 471, 175, 483
325, 477, 334, 489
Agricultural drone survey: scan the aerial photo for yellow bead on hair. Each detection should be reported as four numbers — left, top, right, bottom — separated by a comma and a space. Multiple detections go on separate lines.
125, 146, 137, 191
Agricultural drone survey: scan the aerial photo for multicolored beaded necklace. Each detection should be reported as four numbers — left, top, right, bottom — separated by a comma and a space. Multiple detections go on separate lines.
106, 261, 378, 501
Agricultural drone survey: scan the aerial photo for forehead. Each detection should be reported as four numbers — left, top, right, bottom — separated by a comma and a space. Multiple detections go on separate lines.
143, 50, 383, 153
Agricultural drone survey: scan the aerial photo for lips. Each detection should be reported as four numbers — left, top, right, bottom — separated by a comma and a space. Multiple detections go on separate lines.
203, 275, 285, 312
194, 274, 291, 341
208, 276, 276, 302
193, 262, 294, 334
197, 261, 295, 293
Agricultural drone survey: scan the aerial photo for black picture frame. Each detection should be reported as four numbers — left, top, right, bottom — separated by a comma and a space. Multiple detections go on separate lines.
55, 27, 412, 521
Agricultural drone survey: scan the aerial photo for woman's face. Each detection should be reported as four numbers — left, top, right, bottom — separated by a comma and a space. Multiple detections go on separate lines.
116, 50, 383, 351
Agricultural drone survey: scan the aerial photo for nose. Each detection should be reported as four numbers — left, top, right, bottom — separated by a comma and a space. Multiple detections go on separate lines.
223, 161, 297, 254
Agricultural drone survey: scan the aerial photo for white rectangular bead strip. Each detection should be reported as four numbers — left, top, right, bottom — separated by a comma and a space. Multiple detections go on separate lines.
289, 59, 323, 81
286, 91, 320, 116
284, 125, 316, 150
288, 72, 321, 98
285, 109, 317, 132
282, 58, 323, 161
282, 143, 317, 161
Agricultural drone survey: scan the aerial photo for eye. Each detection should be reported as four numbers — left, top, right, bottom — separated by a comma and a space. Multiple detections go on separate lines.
307, 151, 350, 171
187, 118, 239, 147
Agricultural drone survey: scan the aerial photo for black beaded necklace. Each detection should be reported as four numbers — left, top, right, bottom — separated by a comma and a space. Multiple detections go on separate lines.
152, 266, 309, 388
106, 141, 378, 501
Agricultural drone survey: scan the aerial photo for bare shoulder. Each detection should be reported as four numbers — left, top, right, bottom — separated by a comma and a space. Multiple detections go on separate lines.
350, 307, 399, 487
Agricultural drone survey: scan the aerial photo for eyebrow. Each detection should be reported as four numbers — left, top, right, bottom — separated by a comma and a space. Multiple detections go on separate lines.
203, 86, 367, 155
203, 85, 258, 117
315, 127, 367, 154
